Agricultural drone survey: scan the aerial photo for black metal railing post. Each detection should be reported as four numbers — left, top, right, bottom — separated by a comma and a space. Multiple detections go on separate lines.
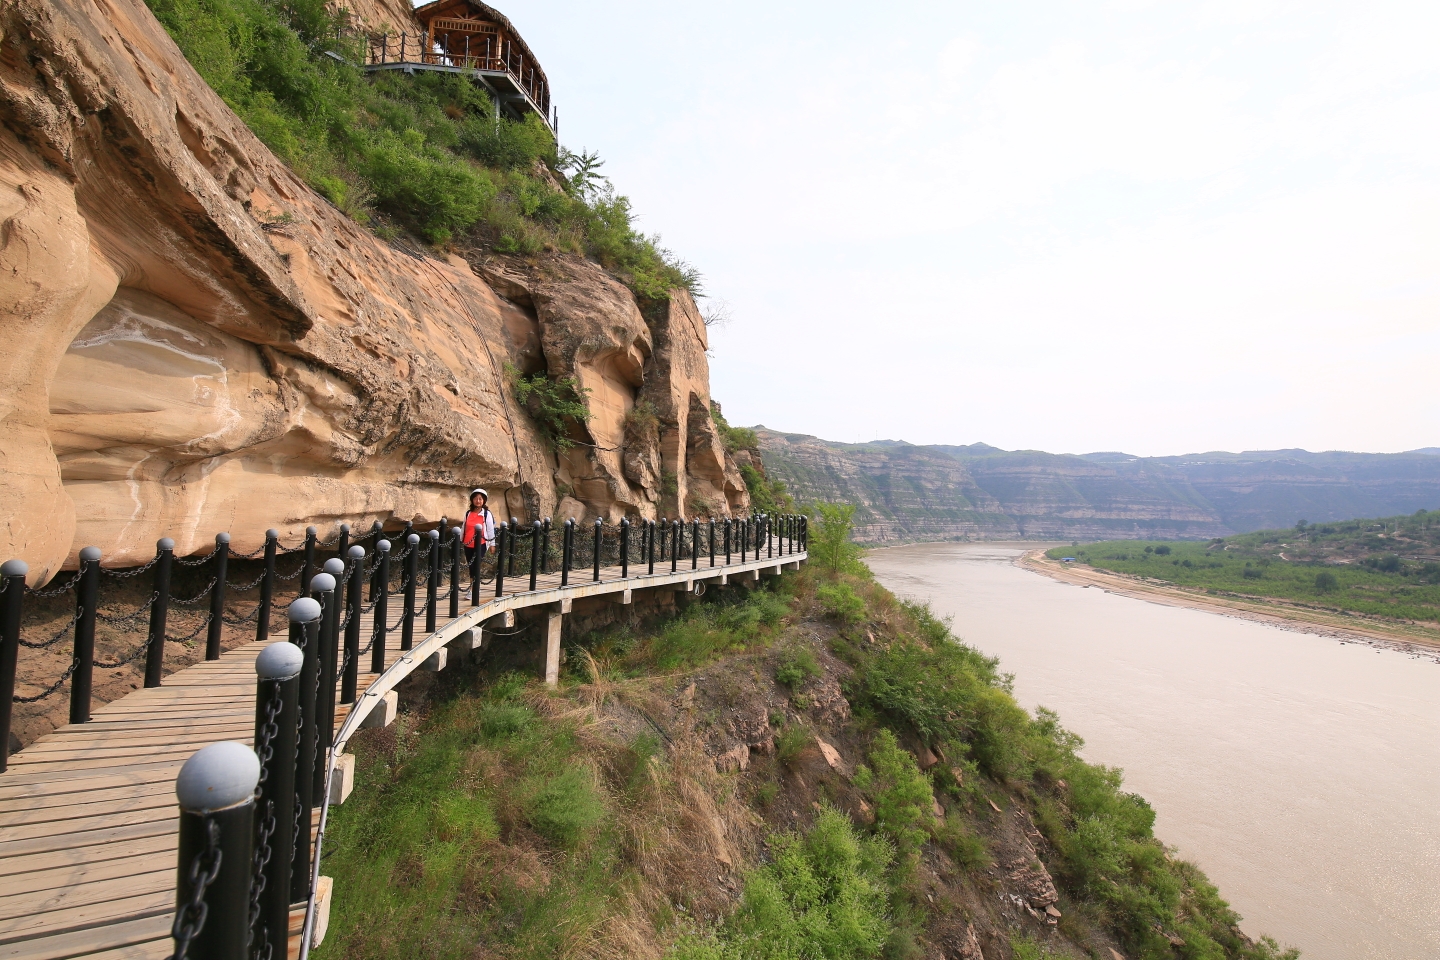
725, 519, 732, 564
401, 533, 419, 651
647, 520, 656, 574
590, 521, 601, 581
171, 742, 258, 960
659, 518, 667, 565
301, 526, 317, 601
692, 519, 700, 570
0, 560, 27, 773
288, 597, 321, 903
540, 518, 551, 575
206, 533, 230, 661
561, 520, 573, 587
494, 522, 508, 597
367, 522, 383, 600
671, 520, 680, 573
709, 519, 716, 568
316, 562, 342, 789
146, 538, 174, 688
252, 642, 300, 958
256, 530, 277, 646
342, 546, 364, 705
529, 520, 541, 591
618, 519, 628, 579
767, 515, 774, 559
742, 518, 749, 561
426, 530, 440, 633
70, 546, 101, 724
337, 523, 350, 565
450, 527, 463, 617
370, 541, 390, 674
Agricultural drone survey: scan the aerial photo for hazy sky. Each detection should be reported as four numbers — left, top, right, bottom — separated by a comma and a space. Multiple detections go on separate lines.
494, 0, 1439, 456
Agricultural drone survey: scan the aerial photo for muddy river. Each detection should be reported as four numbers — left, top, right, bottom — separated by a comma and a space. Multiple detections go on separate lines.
866, 542, 1440, 960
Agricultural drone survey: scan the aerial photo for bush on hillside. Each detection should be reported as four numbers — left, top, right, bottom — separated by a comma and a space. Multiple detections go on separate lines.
810, 502, 864, 577
668, 806, 894, 960
145, 0, 701, 294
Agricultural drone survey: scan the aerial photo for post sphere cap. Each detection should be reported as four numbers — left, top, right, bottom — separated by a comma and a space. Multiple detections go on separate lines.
377, 540, 391, 553
266, 529, 279, 540
339, 522, 350, 533
1, 559, 29, 577
428, 529, 440, 540
79, 546, 102, 562
451, 527, 463, 538
307, 526, 318, 536
348, 545, 366, 559
176, 741, 259, 812
323, 558, 346, 576
407, 533, 420, 545
158, 538, 176, 552
288, 597, 322, 623
215, 532, 231, 544
310, 573, 337, 593
255, 641, 303, 680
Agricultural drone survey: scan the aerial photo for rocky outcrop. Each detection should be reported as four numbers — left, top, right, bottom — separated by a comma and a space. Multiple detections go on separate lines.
0, 0, 746, 582
758, 429, 1440, 543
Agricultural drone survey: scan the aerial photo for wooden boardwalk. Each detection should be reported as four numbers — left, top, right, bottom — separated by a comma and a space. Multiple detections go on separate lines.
0, 551, 803, 959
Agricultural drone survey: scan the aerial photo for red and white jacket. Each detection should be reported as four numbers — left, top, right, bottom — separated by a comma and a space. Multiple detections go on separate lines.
463, 508, 495, 548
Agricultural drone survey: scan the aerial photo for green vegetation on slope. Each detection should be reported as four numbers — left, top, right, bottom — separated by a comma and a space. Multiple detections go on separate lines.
145, 0, 698, 296
317, 504, 1297, 960
1049, 510, 1440, 624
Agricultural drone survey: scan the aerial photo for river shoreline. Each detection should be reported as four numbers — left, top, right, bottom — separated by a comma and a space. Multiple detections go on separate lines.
1018, 548, 1440, 659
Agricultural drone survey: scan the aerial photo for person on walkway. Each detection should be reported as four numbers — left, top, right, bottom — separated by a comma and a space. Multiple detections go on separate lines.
463, 488, 496, 581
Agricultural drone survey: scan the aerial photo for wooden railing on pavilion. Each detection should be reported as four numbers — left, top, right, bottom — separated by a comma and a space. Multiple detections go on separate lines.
363, 31, 552, 122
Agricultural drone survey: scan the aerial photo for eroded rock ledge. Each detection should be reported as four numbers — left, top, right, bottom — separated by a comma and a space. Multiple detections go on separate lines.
0, 0, 747, 582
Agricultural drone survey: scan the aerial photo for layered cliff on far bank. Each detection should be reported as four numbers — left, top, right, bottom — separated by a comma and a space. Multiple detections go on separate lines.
757, 429, 1440, 543
0, 0, 749, 584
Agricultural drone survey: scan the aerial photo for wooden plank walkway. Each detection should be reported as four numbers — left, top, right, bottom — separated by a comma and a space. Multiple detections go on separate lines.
0, 550, 803, 959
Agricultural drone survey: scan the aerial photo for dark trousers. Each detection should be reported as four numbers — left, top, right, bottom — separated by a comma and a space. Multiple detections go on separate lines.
465, 543, 487, 579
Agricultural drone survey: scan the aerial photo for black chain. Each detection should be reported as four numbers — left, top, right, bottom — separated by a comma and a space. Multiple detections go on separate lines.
19, 608, 82, 649
177, 545, 221, 567
12, 658, 78, 703
96, 592, 158, 625
222, 604, 262, 626
275, 561, 307, 582
100, 554, 161, 578
26, 569, 83, 598
166, 614, 213, 645
229, 570, 268, 592
167, 818, 223, 960
93, 638, 153, 670
171, 578, 217, 606
248, 682, 283, 960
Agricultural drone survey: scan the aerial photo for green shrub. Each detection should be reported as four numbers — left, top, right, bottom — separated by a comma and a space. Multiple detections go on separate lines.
711, 406, 759, 452
775, 647, 821, 689
863, 730, 933, 857
817, 583, 865, 624
934, 815, 988, 872
776, 724, 810, 767
145, 0, 703, 297
478, 702, 533, 739
524, 766, 605, 847
1314, 571, 1338, 593
810, 503, 864, 577
742, 464, 794, 515
506, 362, 592, 450
667, 805, 893, 960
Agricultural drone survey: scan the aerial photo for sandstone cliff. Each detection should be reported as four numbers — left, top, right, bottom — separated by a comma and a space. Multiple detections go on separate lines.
0, 0, 747, 584
758, 429, 1440, 542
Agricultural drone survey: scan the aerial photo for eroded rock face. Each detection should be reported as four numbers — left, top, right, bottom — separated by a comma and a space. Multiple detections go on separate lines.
0, 0, 748, 581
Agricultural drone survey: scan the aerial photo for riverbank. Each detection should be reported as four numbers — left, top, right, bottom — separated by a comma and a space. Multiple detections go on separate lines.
1019, 549, 1440, 657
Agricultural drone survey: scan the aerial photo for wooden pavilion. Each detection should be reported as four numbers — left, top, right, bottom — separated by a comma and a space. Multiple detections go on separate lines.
363, 0, 555, 132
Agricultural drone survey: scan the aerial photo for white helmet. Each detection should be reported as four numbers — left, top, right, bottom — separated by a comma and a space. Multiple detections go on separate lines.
471, 488, 487, 499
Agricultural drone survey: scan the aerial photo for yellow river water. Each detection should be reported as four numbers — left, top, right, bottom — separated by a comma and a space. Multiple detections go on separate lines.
866, 542, 1440, 960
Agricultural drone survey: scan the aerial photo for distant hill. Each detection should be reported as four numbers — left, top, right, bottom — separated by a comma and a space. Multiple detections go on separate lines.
754, 428, 1440, 543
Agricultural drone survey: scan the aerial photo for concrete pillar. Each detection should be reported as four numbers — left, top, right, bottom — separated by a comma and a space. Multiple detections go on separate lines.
544, 610, 563, 687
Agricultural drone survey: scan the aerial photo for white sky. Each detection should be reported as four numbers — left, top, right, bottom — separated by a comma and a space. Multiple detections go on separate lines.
491, 0, 1440, 456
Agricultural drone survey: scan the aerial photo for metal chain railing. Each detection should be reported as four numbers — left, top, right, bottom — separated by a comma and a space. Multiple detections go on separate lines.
18, 608, 81, 649
96, 592, 158, 625
12, 659, 78, 703
166, 819, 223, 960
